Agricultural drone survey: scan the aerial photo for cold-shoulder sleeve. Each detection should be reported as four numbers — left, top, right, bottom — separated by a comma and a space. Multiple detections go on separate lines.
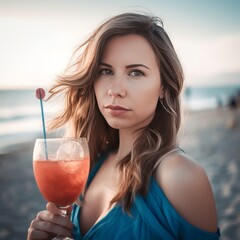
134, 177, 221, 240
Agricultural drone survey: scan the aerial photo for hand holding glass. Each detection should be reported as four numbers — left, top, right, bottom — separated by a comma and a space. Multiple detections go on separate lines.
33, 138, 90, 239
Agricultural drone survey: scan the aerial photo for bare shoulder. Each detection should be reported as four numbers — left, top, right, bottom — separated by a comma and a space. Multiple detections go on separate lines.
154, 152, 218, 233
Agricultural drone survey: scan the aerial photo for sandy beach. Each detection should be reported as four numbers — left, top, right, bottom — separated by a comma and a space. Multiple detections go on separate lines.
0, 107, 239, 240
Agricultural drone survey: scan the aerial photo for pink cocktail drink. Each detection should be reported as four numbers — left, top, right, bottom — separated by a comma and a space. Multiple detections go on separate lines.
33, 158, 90, 206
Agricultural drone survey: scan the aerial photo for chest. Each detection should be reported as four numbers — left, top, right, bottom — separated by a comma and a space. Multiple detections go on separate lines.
80, 156, 119, 235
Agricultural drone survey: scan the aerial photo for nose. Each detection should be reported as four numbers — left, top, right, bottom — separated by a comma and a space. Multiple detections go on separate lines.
107, 88, 126, 97
107, 78, 126, 98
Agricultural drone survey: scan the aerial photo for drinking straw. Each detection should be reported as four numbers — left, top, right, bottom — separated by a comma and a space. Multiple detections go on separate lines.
35, 88, 48, 160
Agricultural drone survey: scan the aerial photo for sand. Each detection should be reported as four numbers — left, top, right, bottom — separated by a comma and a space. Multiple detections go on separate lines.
0, 107, 239, 240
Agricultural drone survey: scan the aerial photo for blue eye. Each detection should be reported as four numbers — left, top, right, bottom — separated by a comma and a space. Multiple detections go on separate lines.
129, 70, 144, 77
99, 69, 113, 75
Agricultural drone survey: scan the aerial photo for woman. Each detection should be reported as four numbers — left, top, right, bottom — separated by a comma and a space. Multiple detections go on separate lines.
28, 13, 220, 239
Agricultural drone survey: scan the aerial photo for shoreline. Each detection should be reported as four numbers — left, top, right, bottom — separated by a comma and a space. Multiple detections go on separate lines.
0, 130, 63, 156
0, 107, 228, 155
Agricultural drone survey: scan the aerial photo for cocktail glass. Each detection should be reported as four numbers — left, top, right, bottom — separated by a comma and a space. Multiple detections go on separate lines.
33, 138, 90, 240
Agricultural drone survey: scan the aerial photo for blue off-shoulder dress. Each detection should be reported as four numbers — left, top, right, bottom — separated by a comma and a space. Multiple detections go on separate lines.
71, 152, 221, 240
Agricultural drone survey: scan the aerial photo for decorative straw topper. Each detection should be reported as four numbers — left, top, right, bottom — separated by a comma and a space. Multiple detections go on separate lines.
35, 88, 48, 159
36, 88, 46, 99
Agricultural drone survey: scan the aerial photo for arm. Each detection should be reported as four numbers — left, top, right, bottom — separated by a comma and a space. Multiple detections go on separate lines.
154, 152, 218, 233
27, 203, 73, 240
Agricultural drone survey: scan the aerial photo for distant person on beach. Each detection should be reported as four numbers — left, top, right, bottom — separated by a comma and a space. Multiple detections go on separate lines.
226, 92, 239, 129
229, 95, 237, 110
27, 13, 220, 239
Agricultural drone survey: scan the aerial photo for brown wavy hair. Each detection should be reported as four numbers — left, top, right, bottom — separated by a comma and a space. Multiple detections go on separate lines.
48, 12, 184, 212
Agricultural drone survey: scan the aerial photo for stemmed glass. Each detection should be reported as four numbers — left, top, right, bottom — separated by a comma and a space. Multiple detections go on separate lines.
33, 138, 90, 240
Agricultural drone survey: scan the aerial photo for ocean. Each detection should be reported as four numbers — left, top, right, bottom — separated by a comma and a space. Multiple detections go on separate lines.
0, 89, 62, 154
0, 86, 239, 154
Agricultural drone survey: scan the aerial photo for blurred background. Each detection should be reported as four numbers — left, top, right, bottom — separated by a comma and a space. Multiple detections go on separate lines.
0, 0, 239, 239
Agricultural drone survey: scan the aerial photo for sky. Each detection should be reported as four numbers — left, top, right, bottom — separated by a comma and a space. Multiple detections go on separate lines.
0, 0, 240, 89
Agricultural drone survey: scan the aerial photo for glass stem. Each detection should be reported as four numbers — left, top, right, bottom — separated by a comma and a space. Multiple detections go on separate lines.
51, 206, 73, 240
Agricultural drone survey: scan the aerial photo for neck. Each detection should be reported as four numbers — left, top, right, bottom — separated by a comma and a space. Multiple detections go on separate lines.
115, 129, 140, 161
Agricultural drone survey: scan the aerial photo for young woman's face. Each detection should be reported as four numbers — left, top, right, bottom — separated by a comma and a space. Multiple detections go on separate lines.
94, 34, 163, 131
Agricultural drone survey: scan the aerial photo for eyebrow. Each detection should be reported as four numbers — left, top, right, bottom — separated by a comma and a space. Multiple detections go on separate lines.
100, 62, 150, 70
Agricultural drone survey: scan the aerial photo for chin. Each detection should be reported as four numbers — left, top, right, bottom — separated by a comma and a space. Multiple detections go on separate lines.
107, 122, 122, 130
105, 120, 125, 130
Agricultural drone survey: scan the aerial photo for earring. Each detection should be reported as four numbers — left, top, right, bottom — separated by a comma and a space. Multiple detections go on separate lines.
159, 98, 173, 115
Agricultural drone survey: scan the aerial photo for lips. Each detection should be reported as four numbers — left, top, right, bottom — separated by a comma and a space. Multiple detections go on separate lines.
106, 105, 129, 111
105, 105, 130, 116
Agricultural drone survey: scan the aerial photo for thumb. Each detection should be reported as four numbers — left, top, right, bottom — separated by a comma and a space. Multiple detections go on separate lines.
46, 202, 73, 218
46, 202, 62, 215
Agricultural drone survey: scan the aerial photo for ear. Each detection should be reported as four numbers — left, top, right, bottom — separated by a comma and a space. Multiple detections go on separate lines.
159, 87, 164, 99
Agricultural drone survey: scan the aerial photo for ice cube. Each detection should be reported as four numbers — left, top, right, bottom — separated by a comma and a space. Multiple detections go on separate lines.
56, 140, 84, 160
